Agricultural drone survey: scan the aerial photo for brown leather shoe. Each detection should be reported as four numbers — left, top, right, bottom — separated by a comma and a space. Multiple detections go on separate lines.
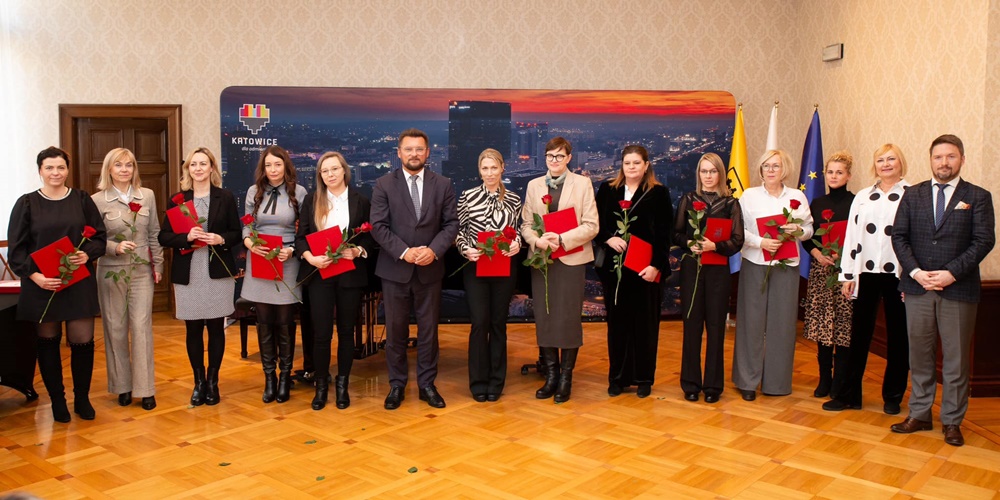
942, 425, 964, 446
890, 417, 933, 434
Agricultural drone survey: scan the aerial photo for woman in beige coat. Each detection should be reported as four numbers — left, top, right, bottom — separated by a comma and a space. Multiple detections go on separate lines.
92, 148, 164, 411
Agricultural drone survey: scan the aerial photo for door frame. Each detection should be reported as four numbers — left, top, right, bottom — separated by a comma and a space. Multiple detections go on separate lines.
58, 104, 183, 193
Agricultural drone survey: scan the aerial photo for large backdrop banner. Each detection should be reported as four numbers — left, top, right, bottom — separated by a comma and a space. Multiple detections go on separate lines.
220, 86, 735, 321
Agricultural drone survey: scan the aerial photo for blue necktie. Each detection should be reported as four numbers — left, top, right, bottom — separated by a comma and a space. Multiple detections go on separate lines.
934, 183, 947, 227
410, 175, 421, 220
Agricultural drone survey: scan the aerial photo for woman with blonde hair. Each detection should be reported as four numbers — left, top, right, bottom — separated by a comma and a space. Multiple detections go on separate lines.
295, 151, 372, 410
159, 147, 241, 406
92, 148, 164, 410
673, 152, 743, 403
802, 151, 855, 400
733, 149, 813, 400
456, 148, 522, 402
823, 144, 910, 415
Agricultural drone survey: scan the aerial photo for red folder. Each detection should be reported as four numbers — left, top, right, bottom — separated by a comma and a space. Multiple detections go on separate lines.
166, 201, 206, 255
701, 217, 731, 265
543, 207, 583, 259
250, 233, 283, 280
623, 235, 660, 283
30, 236, 91, 291
476, 231, 512, 277
305, 225, 356, 279
821, 220, 848, 248
756, 214, 797, 261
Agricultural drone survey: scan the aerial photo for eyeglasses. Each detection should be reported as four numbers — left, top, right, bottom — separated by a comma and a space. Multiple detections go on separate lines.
545, 154, 567, 162
401, 147, 427, 155
761, 163, 782, 171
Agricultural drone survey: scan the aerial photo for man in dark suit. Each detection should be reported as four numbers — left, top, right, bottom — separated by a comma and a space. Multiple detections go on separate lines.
890, 134, 995, 446
370, 128, 459, 409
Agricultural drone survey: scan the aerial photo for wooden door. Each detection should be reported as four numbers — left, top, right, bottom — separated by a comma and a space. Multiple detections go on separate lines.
60, 105, 182, 313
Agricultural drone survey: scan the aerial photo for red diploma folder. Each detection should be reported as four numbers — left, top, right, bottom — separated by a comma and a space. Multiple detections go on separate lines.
543, 207, 583, 259
305, 225, 356, 279
701, 217, 731, 265
476, 231, 512, 277
30, 236, 91, 291
821, 220, 848, 248
756, 214, 797, 261
623, 235, 660, 283
250, 233, 284, 280
165, 201, 206, 255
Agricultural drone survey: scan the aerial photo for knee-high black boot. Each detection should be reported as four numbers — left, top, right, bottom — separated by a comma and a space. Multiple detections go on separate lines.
257, 324, 277, 403
37, 336, 70, 423
814, 343, 833, 398
535, 347, 560, 399
275, 324, 294, 403
69, 341, 96, 420
830, 345, 850, 400
554, 348, 578, 403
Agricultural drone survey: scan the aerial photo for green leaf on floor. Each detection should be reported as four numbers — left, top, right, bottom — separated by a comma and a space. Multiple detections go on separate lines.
316, 476, 325, 481
219, 462, 231, 466
407, 467, 418, 474
305, 440, 317, 444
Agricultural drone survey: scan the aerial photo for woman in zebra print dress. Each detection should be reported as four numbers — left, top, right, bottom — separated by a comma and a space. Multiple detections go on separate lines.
456, 148, 522, 402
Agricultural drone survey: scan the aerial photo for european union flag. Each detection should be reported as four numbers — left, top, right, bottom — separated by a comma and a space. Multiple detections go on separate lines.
798, 109, 824, 279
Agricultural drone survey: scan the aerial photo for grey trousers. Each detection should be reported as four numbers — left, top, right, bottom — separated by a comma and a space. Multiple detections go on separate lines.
904, 291, 977, 425
733, 260, 799, 395
96, 264, 156, 397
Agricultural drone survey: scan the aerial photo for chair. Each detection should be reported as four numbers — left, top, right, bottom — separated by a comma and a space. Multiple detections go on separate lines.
0, 241, 16, 280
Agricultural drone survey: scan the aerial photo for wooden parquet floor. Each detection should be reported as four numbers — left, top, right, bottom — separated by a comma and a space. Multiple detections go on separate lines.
2, 313, 1000, 499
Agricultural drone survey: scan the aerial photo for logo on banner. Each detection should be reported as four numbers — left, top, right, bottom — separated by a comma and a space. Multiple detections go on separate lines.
239, 104, 270, 134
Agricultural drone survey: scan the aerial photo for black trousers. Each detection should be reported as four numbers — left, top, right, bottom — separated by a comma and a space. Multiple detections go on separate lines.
679, 259, 730, 396
462, 263, 516, 396
307, 276, 363, 378
838, 272, 909, 406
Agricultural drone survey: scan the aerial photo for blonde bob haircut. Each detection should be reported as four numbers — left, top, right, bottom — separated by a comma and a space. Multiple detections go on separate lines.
180, 147, 223, 191
312, 151, 352, 229
96, 148, 141, 191
695, 152, 731, 197
756, 149, 796, 186
869, 144, 907, 179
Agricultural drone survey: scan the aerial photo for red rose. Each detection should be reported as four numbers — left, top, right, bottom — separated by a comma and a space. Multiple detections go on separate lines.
502, 226, 517, 240
541, 194, 553, 205
359, 222, 373, 233
240, 214, 255, 226
821, 209, 834, 221
691, 201, 707, 211
128, 202, 143, 213
82, 226, 97, 238
619, 200, 632, 210
171, 193, 185, 205
789, 199, 801, 210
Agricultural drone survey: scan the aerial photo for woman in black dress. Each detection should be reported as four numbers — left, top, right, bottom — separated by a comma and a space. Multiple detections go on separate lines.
595, 145, 672, 398
673, 152, 743, 403
295, 152, 372, 410
7, 147, 107, 423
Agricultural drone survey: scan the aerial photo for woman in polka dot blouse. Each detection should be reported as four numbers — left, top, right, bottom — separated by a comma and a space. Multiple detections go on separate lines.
823, 144, 911, 415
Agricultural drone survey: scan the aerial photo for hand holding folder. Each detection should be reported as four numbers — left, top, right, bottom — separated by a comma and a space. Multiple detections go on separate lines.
305, 225, 356, 279
543, 207, 583, 259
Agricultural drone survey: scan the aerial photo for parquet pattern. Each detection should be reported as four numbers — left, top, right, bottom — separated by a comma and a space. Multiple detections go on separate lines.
2, 314, 1000, 499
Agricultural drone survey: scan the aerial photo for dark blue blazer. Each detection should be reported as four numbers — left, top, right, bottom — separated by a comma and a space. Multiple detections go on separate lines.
892, 178, 995, 302
369, 168, 459, 285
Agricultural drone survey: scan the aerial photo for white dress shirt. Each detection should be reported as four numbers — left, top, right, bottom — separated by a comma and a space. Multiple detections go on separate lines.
739, 185, 814, 266
838, 179, 909, 295
324, 188, 350, 231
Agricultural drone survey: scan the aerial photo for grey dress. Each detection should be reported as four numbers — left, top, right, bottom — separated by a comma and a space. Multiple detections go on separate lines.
240, 183, 308, 305
174, 195, 236, 320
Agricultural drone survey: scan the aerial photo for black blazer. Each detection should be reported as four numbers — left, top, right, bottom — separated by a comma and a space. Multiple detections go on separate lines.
294, 189, 373, 288
370, 168, 459, 285
892, 179, 995, 302
594, 182, 672, 278
159, 186, 242, 285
